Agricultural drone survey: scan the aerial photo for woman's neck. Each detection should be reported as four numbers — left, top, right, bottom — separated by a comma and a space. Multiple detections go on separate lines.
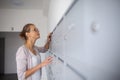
25, 39, 36, 51
25, 40, 37, 55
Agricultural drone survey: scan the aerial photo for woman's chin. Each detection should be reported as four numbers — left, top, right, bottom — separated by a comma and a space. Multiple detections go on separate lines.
37, 36, 40, 39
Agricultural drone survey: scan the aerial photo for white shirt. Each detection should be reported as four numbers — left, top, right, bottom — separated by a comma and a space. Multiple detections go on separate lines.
30, 51, 41, 80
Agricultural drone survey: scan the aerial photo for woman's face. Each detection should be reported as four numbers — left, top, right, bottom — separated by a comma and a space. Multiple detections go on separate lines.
27, 25, 40, 40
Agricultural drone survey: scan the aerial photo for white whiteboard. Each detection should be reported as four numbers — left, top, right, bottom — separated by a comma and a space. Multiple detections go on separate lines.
47, 0, 120, 80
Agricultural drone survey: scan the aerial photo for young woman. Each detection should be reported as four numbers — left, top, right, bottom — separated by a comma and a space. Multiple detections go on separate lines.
16, 23, 52, 80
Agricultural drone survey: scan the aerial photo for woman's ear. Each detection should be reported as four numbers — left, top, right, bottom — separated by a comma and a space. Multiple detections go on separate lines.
25, 32, 29, 38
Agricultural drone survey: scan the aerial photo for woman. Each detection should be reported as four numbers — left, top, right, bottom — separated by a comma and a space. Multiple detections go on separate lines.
16, 23, 52, 80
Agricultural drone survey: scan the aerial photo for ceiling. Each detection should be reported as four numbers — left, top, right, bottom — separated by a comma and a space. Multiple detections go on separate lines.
0, 0, 50, 16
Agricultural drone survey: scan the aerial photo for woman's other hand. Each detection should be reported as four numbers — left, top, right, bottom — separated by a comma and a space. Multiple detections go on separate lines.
40, 56, 53, 67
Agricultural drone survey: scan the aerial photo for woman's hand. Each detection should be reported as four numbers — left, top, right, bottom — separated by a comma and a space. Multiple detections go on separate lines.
47, 33, 52, 42
41, 56, 53, 67
44, 33, 52, 50
25, 56, 53, 78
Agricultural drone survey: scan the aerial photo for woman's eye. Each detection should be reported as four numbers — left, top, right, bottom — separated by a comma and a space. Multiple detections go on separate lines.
34, 28, 39, 32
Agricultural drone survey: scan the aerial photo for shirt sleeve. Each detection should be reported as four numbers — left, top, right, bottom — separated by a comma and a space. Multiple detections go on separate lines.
16, 47, 27, 80
35, 46, 48, 53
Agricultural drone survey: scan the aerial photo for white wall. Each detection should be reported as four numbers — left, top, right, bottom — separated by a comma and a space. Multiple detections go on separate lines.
0, 9, 47, 34
83, 0, 120, 73
47, 0, 120, 80
48, 0, 74, 32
